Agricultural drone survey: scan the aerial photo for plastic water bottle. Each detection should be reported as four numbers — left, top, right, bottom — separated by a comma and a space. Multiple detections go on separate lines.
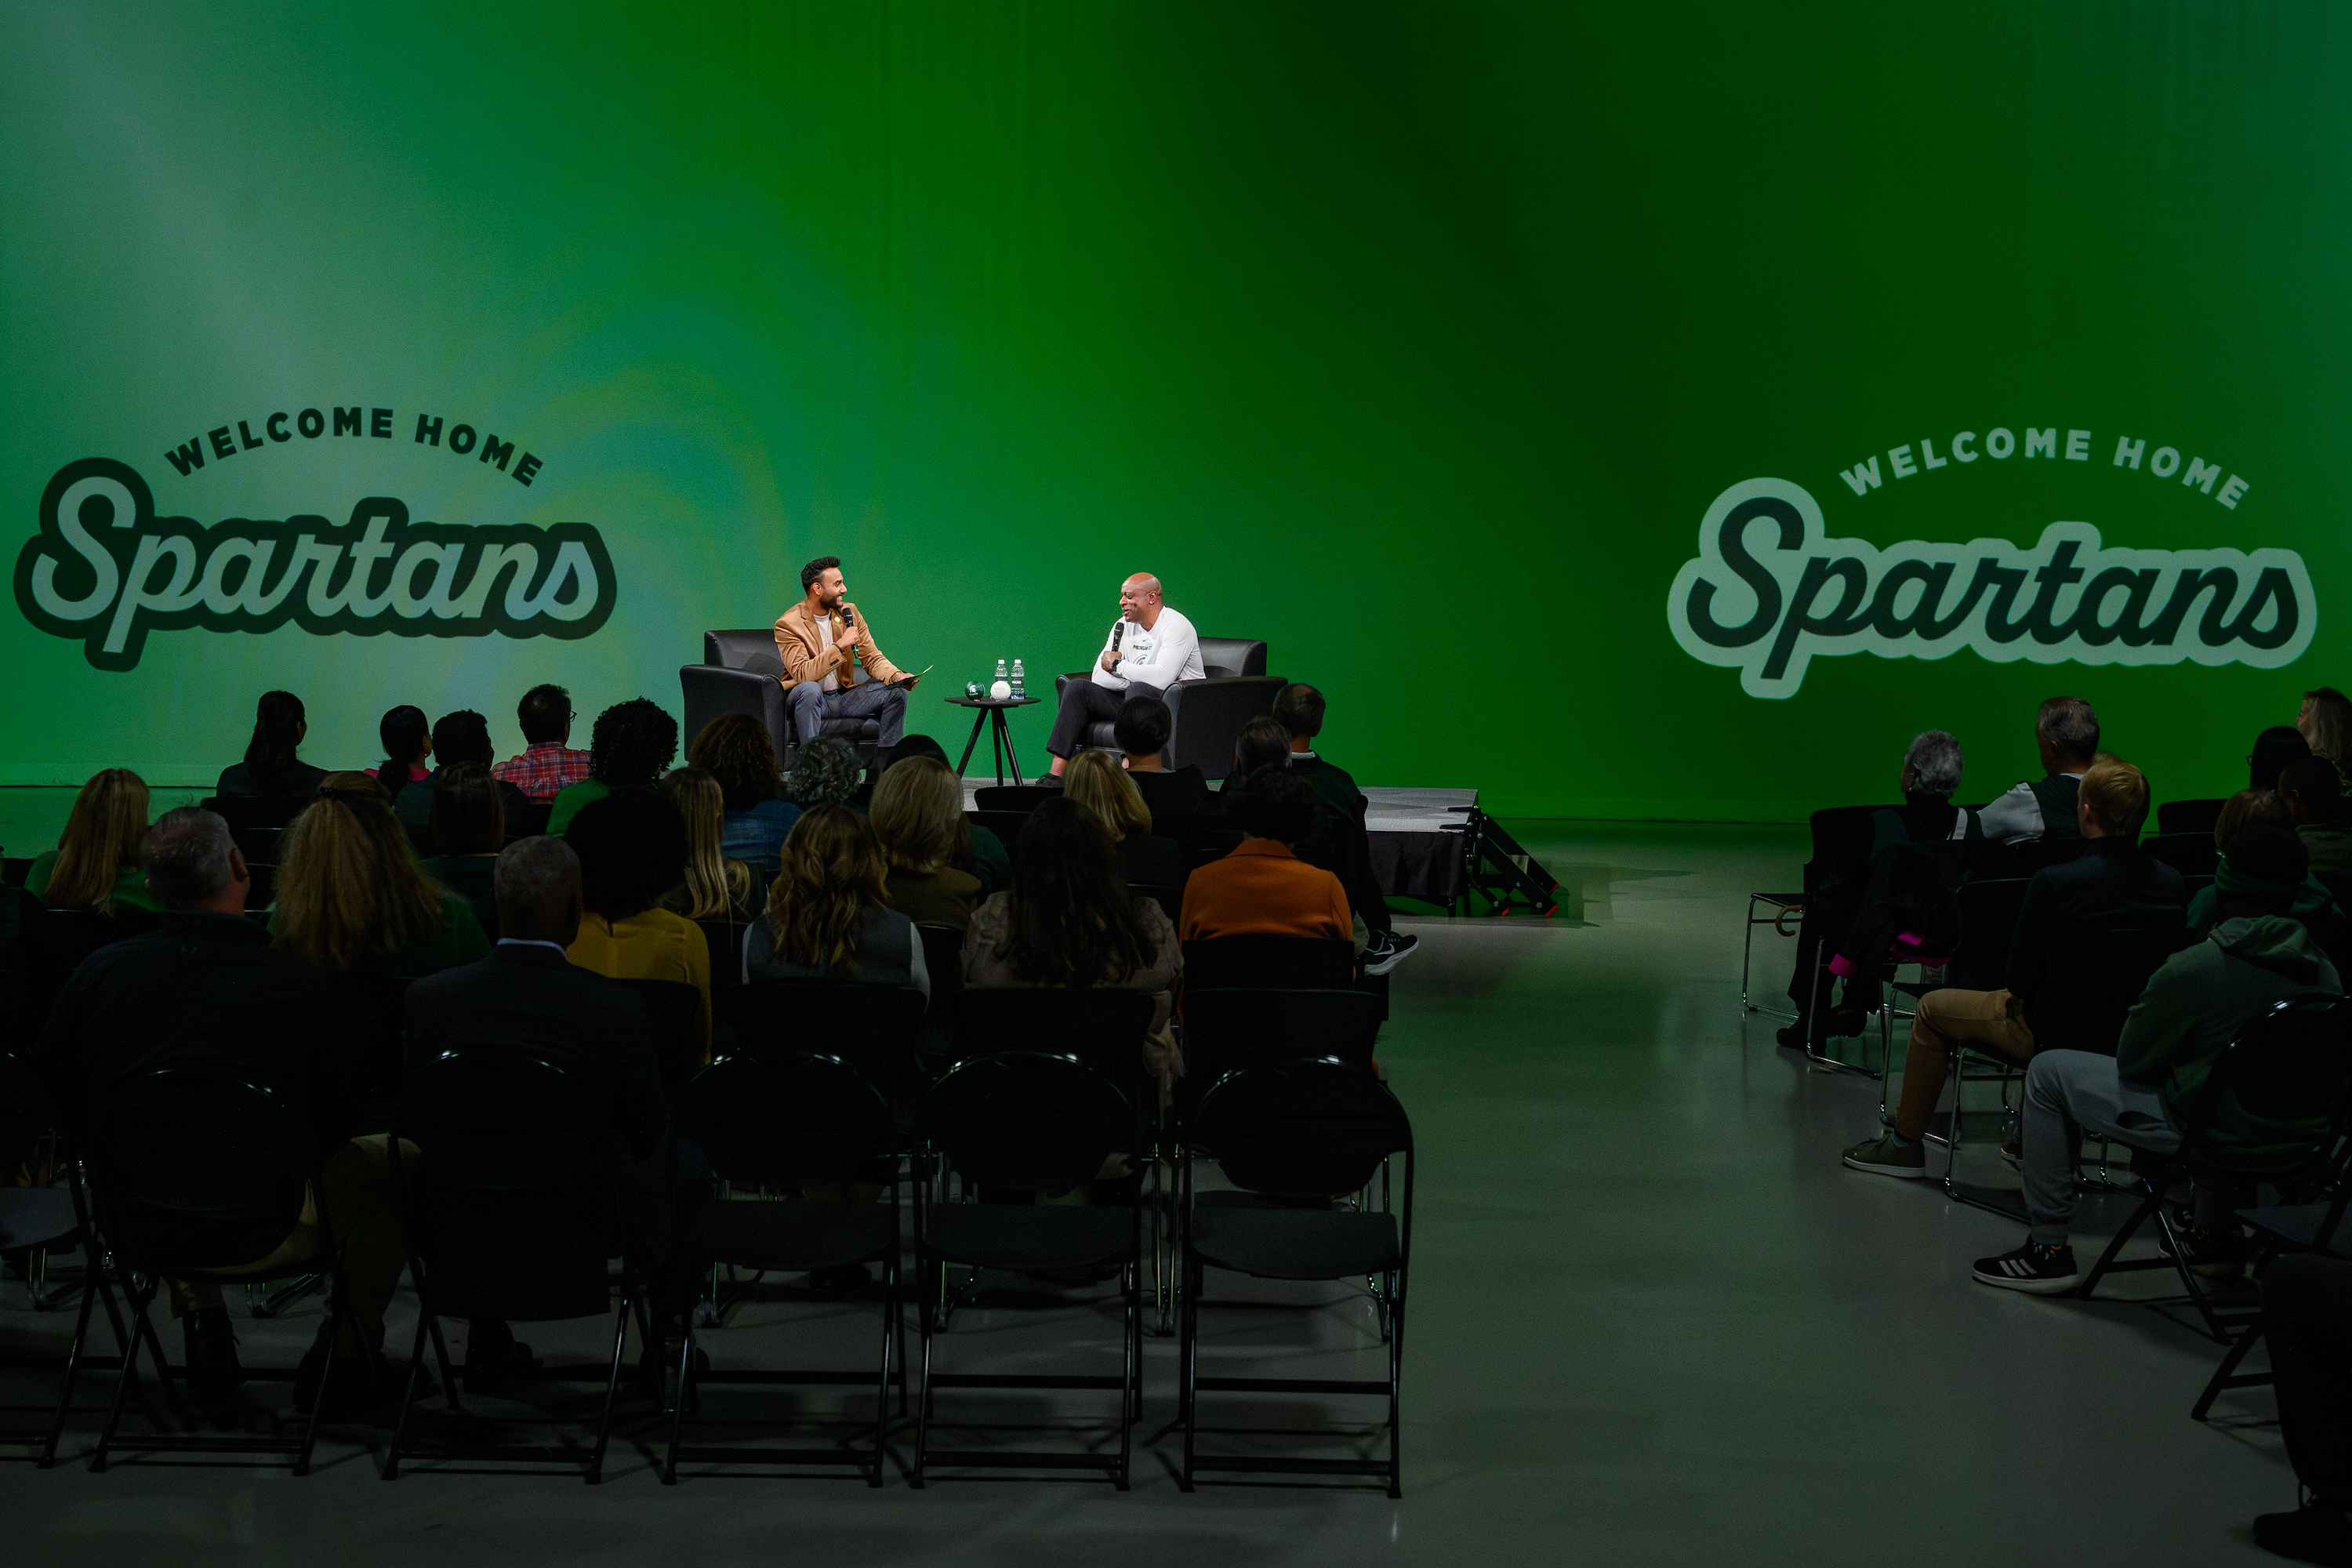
1010, 659, 1025, 698
995, 658, 1008, 686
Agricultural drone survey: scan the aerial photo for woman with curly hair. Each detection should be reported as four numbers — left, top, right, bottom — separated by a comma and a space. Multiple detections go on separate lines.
964, 796, 1180, 1094
546, 698, 679, 835
786, 735, 864, 812
30, 768, 160, 914
746, 804, 925, 996
273, 774, 488, 975
688, 713, 799, 885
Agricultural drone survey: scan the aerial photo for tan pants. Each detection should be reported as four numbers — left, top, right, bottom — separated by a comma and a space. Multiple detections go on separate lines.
1891, 989, 2037, 1142
166, 1134, 410, 1356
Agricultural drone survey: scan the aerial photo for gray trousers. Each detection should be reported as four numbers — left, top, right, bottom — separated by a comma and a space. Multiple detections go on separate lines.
786, 679, 906, 746
2022, 1048, 2176, 1247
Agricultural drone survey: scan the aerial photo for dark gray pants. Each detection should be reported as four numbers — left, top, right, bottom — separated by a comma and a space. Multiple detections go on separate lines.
1047, 677, 1164, 760
786, 679, 906, 746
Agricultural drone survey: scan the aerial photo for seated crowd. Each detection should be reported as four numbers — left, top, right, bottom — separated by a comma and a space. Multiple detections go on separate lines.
0, 674, 1410, 1420
1786, 685, 2352, 1563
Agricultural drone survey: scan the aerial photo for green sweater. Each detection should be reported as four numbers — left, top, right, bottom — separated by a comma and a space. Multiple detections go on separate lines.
546, 778, 612, 837
2116, 915, 2343, 1168
27, 851, 164, 913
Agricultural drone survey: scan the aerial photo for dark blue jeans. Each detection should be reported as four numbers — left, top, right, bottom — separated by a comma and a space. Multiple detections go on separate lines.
786, 678, 906, 746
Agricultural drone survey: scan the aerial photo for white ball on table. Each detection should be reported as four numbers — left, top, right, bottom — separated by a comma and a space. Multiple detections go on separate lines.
989, 679, 1012, 700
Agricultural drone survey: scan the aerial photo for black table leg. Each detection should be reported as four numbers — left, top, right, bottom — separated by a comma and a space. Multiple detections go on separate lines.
956, 709, 989, 779
998, 710, 1025, 786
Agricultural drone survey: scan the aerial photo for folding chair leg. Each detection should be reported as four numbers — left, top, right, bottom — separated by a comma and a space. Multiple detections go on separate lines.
2078, 1188, 2160, 1301
2150, 1201, 2234, 1344
37, 1260, 103, 1467
1178, 1255, 1200, 1492
382, 1305, 432, 1479
867, 1256, 894, 1487
2193, 1322, 2269, 1421
587, 1293, 632, 1486
91, 1277, 160, 1473
911, 1256, 935, 1490
1386, 1299, 1406, 1499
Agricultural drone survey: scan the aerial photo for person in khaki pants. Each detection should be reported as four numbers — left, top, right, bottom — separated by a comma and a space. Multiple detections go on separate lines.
1840, 754, 2186, 1178
33, 808, 412, 1419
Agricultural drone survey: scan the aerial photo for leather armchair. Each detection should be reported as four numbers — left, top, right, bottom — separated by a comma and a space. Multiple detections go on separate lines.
680, 629, 883, 772
1054, 636, 1284, 775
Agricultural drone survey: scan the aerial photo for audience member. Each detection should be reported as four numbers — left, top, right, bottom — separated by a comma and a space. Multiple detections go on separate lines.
32, 808, 406, 1416
492, 683, 593, 804
547, 699, 680, 836
419, 763, 505, 938
2251, 1254, 2352, 1563
369, 705, 432, 793
1842, 756, 2183, 1177
1065, 749, 1189, 909
1976, 695, 2099, 844
963, 797, 1181, 1097
2298, 687, 2352, 793
688, 713, 798, 886
787, 735, 864, 811
879, 735, 1009, 891
562, 790, 711, 1061
28, 768, 160, 914
1779, 730, 1977, 1048
659, 768, 759, 924
1270, 682, 1417, 973
1972, 824, 2343, 1294
1178, 769, 1356, 951
272, 775, 489, 976
870, 757, 984, 930
2251, 724, 2314, 793
2186, 789, 2335, 938
2281, 753, 2352, 878
216, 690, 328, 799
394, 710, 533, 832
746, 804, 926, 996
1112, 695, 1208, 815
405, 835, 666, 1388
1222, 713, 1294, 789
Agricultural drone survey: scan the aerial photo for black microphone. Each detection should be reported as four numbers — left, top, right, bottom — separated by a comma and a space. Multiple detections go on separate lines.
1111, 619, 1126, 651
841, 603, 855, 630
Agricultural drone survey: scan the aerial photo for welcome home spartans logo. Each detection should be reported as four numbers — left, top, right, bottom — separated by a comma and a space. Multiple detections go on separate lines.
14, 458, 616, 671
1665, 477, 2313, 699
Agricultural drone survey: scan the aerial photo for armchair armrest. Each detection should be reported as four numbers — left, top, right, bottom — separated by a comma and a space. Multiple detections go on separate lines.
680, 664, 791, 769
1162, 675, 1287, 777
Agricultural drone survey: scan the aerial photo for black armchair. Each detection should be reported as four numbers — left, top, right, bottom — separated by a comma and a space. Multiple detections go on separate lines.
1053, 636, 1285, 775
680, 628, 884, 773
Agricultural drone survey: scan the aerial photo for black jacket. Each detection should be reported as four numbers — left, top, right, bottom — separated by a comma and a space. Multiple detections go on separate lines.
394, 768, 535, 837
216, 760, 330, 799
402, 943, 666, 1160
2005, 836, 2188, 1026
31, 911, 362, 1148
1129, 764, 1209, 819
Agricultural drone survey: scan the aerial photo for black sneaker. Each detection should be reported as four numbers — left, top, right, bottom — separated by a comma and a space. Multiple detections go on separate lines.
2254, 1498, 2352, 1564
1971, 1241, 2079, 1295
1362, 931, 1420, 976
2159, 1221, 2249, 1279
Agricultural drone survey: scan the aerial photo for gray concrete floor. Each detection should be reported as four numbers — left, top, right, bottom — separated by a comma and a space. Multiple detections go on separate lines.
0, 818, 2296, 1564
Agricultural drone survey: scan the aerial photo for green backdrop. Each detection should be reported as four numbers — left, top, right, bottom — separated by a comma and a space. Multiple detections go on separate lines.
5, 1, 2347, 818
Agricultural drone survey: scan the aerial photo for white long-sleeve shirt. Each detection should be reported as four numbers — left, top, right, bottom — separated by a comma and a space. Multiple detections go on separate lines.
1088, 606, 1203, 692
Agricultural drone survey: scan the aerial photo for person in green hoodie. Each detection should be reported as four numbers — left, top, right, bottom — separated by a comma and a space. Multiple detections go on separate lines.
1973, 824, 2343, 1295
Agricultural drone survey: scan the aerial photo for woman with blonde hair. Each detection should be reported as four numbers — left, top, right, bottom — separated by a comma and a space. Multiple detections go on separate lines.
869, 756, 982, 929
746, 805, 926, 996
31, 768, 160, 914
660, 767, 758, 923
2296, 688, 2352, 792
272, 772, 488, 975
1063, 748, 1188, 912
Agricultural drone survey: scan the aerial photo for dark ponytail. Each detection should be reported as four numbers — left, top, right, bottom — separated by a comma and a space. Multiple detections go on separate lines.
244, 690, 307, 782
377, 704, 430, 786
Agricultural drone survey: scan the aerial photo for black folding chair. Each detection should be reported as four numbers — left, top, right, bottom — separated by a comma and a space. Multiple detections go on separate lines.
383, 1053, 637, 1483
661, 1052, 902, 1485
201, 796, 314, 832
2141, 833, 2220, 878
913, 924, 966, 1068
950, 987, 1156, 1076
2078, 996, 2352, 1342
971, 786, 1059, 815
732, 982, 928, 1116
2156, 798, 2227, 837
617, 977, 706, 1098
1179, 1058, 1413, 1497
328, 971, 415, 1132
1181, 935, 1355, 993
913, 1051, 1145, 1489
967, 811, 1029, 854
84, 1070, 353, 1474
1179, 989, 1383, 1117
695, 916, 750, 1054
2190, 1184, 2352, 1421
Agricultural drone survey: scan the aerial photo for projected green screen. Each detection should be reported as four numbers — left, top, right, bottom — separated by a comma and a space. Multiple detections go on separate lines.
4, 2, 2347, 818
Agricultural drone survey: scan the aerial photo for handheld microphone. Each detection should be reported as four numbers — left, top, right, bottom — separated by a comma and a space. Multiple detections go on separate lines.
841, 603, 856, 630
1111, 619, 1126, 651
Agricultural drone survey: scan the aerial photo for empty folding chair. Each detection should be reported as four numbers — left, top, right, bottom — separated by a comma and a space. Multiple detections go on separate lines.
660, 1051, 902, 1484
84, 1069, 356, 1475
1179, 1057, 1413, 1497
913, 1051, 1145, 1489
382, 1052, 638, 1483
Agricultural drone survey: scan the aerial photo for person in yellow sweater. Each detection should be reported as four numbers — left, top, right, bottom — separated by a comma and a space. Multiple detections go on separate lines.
563, 790, 712, 1065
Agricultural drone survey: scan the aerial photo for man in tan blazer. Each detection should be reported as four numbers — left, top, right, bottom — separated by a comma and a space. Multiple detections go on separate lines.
772, 556, 914, 749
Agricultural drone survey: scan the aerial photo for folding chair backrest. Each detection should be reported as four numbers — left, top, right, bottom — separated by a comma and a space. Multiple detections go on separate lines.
616, 977, 705, 1096
676, 1052, 893, 1189
1191, 1058, 1411, 1198
919, 1051, 1132, 1194
2010, 836, 2088, 876
1803, 804, 1896, 895
328, 970, 414, 1112
971, 786, 1058, 815
2183, 996, 2352, 1181
1181, 935, 1354, 992
2156, 797, 2227, 837
1946, 877, 2031, 991
391, 1051, 615, 1321
950, 987, 1152, 1097
733, 981, 926, 1093
89, 1070, 310, 1271
201, 795, 314, 832
916, 924, 965, 1011
2031, 925, 2191, 1054
45, 908, 162, 975
2140, 832, 2220, 878
968, 811, 1029, 851
1181, 989, 1381, 1112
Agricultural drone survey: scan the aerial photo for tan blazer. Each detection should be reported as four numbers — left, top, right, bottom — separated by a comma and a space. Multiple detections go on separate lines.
773, 601, 903, 689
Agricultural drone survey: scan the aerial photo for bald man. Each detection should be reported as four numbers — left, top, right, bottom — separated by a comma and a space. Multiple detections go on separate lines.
1046, 572, 1205, 777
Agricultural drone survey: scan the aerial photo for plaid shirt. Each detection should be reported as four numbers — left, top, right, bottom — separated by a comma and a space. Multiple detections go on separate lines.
493, 742, 593, 804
